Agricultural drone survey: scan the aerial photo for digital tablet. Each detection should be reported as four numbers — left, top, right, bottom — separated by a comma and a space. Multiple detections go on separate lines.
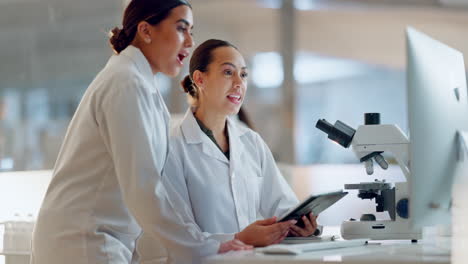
279, 190, 348, 228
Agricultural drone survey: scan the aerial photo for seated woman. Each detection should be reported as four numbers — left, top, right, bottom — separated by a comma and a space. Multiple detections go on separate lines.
161, 38, 319, 248
138, 39, 319, 263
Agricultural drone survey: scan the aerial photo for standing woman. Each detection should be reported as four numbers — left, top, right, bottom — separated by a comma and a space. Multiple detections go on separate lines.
31, 1, 254, 264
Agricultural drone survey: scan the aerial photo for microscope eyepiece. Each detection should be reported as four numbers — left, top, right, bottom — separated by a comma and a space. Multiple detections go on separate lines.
316, 119, 334, 134
315, 119, 356, 148
365, 113, 380, 125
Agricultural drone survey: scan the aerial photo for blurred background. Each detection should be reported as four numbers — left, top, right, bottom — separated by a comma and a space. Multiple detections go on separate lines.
1, 0, 468, 171
0, 1, 468, 262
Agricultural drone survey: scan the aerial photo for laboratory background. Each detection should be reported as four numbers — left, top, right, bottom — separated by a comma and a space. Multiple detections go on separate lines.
1, 0, 468, 263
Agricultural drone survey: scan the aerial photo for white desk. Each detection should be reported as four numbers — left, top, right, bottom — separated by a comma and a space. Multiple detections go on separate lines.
203, 227, 451, 264
203, 237, 451, 264
203, 241, 450, 264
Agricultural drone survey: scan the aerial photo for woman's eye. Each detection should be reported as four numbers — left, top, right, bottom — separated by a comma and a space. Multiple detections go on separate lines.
224, 70, 233, 76
241, 72, 249, 78
177, 26, 187, 32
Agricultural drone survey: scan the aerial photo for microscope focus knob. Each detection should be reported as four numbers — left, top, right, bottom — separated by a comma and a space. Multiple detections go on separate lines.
360, 214, 377, 221
396, 198, 409, 219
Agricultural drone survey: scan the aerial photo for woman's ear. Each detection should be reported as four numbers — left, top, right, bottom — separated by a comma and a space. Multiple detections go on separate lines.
136, 21, 152, 44
193, 70, 204, 91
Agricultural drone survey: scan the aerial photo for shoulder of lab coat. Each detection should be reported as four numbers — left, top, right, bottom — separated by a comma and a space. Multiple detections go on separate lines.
165, 109, 298, 230
163, 110, 237, 243
172, 108, 299, 216
94, 46, 219, 259
241, 121, 299, 219
176, 108, 249, 150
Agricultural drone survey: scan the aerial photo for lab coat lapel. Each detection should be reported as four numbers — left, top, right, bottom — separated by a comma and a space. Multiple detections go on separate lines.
155, 90, 170, 162
119, 45, 156, 92
180, 109, 229, 164
227, 118, 246, 173
121, 45, 171, 165
201, 139, 229, 164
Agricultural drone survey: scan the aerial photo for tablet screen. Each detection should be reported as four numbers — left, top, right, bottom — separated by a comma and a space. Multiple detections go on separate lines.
279, 190, 348, 228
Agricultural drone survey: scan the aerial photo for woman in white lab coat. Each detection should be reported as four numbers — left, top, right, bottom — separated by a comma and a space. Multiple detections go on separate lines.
30, 2, 273, 264
147, 39, 319, 254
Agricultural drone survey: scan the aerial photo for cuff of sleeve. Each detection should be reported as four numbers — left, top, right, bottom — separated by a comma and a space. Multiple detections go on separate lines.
203, 232, 236, 243
198, 239, 221, 257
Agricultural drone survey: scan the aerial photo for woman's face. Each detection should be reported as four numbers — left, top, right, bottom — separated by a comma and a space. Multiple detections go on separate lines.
198, 46, 248, 116
145, 5, 194, 76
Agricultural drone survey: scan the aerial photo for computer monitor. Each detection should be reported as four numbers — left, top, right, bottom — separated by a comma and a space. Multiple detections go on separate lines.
406, 27, 468, 228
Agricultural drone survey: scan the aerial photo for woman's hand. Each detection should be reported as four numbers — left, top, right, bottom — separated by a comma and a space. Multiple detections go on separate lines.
218, 239, 253, 253
234, 217, 297, 247
288, 213, 318, 237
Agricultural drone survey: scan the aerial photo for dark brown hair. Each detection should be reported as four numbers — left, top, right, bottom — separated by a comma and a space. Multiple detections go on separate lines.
109, 0, 191, 54
238, 107, 255, 131
181, 39, 238, 103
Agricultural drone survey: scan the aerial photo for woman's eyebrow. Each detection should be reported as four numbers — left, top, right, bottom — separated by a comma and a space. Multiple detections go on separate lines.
221, 62, 248, 70
176, 19, 194, 29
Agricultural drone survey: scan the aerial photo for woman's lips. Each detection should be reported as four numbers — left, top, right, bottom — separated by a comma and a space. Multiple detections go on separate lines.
177, 54, 185, 66
177, 51, 189, 66
227, 94, 241, 104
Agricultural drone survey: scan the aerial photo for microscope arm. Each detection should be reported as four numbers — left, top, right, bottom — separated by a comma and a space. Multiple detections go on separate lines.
351, 124, 411, 181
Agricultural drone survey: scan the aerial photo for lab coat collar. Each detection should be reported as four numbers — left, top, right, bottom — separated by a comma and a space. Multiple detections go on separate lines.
180, 108, 248, 164
226, 115, 247, 170
119, 45, 156, 92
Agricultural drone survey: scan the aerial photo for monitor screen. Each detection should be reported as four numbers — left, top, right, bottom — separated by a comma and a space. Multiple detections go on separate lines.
406, 27, 468, 228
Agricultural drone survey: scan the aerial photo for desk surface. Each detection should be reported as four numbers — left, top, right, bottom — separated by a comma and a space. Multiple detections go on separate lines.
203, 239, 450, 264
203, 226, 452, 264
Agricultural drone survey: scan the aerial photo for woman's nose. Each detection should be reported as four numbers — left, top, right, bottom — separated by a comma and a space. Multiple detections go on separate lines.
234, 75, 245, 89
185, 34, 195, 48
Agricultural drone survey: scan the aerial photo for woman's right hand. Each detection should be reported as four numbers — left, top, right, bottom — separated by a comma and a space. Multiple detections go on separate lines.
234, 217, 297, 247
218, 239, 253, 253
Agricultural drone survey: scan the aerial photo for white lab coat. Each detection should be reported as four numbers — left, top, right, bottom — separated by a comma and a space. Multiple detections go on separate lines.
138, 109, 299, 263
31, 46, 219, 264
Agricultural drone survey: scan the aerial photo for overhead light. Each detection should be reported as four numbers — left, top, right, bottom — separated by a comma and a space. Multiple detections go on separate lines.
439, 0, 468, 7
294, 52, 368, 84
294, 0, 321, 10
0, 158, 14, 170
252, 52, 284, 88
257, 0, 283, 9
257, 0, 321, 9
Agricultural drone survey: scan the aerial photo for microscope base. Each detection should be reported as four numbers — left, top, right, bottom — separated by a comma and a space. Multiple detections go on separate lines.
341, 220, 422, 240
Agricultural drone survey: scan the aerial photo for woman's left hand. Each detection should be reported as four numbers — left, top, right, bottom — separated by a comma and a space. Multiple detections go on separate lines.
289, 213, 318, 237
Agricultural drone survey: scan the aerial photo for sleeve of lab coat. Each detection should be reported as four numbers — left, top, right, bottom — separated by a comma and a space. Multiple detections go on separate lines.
162, 143, 236, 243
96, 77, 219, 260
255, 133, 299, 218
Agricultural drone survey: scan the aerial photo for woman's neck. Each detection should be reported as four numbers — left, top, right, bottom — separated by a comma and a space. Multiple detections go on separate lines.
194, 105, 227, 138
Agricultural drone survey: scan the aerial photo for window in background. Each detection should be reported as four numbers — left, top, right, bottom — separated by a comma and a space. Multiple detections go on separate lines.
257, 0, 283, 9
294, 0, 321, 10
0, 90, 19, 171
257, 0, 323, 10
251, 52, 284, 89
295, 53, 407, 164
247, 51, 406, 165
294, 52, 369, 84
0, 0, 122, 172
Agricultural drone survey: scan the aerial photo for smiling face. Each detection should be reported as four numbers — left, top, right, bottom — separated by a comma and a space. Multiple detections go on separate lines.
138, 5, 194, 76
195, 46, 248, 116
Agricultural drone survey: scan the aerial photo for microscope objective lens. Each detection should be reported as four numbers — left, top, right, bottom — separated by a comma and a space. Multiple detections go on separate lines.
374, 154, 389, 170
365, 159, 374, 175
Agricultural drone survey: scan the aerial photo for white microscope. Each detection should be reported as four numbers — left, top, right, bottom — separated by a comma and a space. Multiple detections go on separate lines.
316, 113, 422, 242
